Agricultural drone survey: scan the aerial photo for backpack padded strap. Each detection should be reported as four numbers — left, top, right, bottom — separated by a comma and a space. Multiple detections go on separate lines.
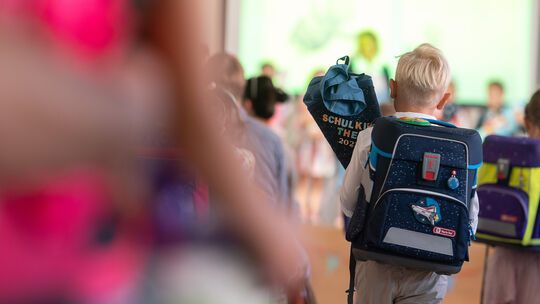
347, 245, 356, 304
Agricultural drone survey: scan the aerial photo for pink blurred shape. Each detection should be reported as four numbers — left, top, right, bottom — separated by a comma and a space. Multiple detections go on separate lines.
0, 168, 146, 303
0, 0, 133, 60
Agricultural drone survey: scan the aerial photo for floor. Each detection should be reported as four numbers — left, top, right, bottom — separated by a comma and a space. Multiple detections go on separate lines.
301, 224, 488, 304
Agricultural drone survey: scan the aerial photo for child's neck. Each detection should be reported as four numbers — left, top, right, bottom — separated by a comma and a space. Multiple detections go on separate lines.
256, 117, 270, 126
395, 104, 436, 117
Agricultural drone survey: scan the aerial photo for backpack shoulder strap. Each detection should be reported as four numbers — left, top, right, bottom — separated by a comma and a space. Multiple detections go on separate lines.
346, 245, 356, 304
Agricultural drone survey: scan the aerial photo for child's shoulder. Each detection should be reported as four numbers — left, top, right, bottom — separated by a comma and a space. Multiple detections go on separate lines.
354, 127, 374, 152
358, 126, 374, 138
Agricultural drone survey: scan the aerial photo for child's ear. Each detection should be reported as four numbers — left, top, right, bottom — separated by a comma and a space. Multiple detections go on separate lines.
389, 79, 397, 99
525, 119, 540, 138
525, 118, 532, 134
436, 93, 451, 110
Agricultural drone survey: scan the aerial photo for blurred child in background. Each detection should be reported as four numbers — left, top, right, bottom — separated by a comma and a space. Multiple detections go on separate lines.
243, 76, 298, 213
206, 54, 292, 212
477, 81, 520, 137
261, 62, 276, 80
350, 30, 391, 103
211, 86, 256, 176
295, 71, 337, 223
244, 76, 281, 123
482, 90, 540, 304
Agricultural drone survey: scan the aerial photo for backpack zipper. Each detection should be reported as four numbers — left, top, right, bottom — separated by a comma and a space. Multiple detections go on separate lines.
374, 187, 466, 208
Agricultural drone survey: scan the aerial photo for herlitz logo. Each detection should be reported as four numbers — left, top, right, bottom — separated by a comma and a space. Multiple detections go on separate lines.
433, 226, 456, 238
411, 198, 441, 226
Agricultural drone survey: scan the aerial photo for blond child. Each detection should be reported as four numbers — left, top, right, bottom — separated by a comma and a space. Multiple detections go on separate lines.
339, 44, 479, 304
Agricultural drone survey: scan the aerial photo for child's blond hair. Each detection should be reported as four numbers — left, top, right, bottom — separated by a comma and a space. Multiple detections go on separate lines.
395, 43, 451, 107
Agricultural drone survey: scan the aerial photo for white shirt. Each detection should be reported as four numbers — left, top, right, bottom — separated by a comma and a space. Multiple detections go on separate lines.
339, 112, 479, 233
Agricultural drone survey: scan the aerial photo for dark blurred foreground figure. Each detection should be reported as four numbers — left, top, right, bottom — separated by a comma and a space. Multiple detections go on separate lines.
0, 0, 307, 303
0, 1, 150, 303
139, 1, 308, 302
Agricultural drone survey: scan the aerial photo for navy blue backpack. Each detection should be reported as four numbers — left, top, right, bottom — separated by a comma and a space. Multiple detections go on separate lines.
303, 56, 381, 168
345, 116, 482, 303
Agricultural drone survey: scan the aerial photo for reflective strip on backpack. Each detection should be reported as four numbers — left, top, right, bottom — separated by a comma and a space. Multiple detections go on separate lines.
523, 167, 540, 245
383, 227, 454, 256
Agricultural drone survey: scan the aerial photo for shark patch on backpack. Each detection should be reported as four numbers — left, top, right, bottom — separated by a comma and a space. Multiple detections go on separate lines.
411, 197, 441, 226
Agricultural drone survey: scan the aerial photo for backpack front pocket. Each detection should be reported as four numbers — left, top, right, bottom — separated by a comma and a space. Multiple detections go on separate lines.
477, 184, 528, 239
364, 188, 469, 262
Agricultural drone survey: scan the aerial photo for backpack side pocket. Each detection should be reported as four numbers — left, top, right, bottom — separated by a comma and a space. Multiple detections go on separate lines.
346, 185, 368, 242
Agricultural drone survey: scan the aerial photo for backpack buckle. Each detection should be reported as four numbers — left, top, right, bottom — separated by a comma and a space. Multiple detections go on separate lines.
497, 158, 510, 180
422, 153, 441, 181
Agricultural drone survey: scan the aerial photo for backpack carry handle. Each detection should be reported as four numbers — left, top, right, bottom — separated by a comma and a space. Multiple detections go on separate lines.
425, 119, 457, 128
336, 55, 350, 66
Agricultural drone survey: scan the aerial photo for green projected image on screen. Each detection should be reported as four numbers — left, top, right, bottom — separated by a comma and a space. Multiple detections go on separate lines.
238, 0, 532, 105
